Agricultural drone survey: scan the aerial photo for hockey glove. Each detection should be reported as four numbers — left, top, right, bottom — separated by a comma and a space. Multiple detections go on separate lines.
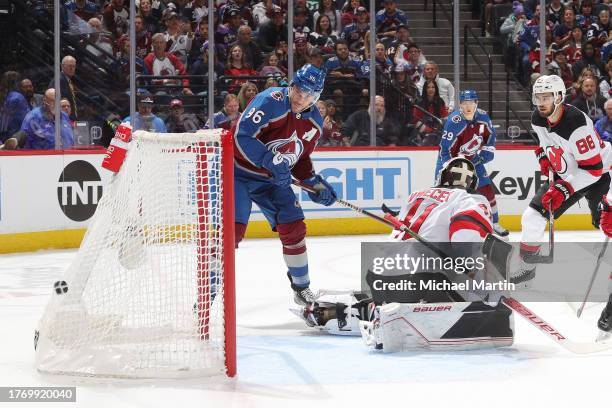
542, 179, 574, 211
534, 147, 552, 177
261, 151, 292, 188
303, 175, 337, 206
599, 195, 612, 238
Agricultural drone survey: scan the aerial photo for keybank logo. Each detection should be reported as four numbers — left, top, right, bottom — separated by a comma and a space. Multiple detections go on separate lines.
489, 170, 548, 200
57, 160, 103, 222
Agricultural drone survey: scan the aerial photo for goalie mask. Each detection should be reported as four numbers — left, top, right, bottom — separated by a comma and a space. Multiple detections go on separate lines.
436, 157, 478, 191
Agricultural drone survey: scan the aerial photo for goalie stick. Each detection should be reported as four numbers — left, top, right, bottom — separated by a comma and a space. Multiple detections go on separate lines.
501, 297, 612, 354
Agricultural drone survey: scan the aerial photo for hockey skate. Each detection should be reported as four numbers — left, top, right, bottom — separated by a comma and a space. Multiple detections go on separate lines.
596, 294, 612, 342
287, 272, 317, 306
493, 223, 509, 239
509, 259, 536, 289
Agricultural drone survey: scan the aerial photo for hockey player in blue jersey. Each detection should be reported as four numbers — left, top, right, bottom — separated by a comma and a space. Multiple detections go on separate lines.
233, 64, 338, 306
435, 89, 509, 237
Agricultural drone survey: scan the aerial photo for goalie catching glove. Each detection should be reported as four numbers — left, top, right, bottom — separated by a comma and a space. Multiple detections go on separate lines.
302, 174, 337, 206
542, 179, 574, 211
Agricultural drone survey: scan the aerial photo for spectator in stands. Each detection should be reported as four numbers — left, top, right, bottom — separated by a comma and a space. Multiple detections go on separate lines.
103, 0, 129, 38
372, 42, 392, 76
595, 98, 612, 142
376, 0, 408, 40
572, 41, 604, 79
548, 44, 574, 89
188, 19, 209, 64
576, 0, 595, 32
566, 26, 585, 65
573, 77, 606, 122
162, 10, 194, 65
293, 34, 311, 70
397, 43, 426, 85
294, 6, 312, 37
545, 0, 565, 27
392, 63, 418, 101
568, 66, 597, 101
215, 6, 242, 60
316, 100, 347, 146
325, 99, 343, 127
230, 0, 257, 30
341, 6, 369, 54
204, 93, 240, 129
252, 0, 281, 27
586, 7, 611, 49
310, 14, 339, 54
138, 0, 160, 33
233, 25, 263, 72
341, 0, 364, 15
85, 18, 115, 65
144, 33, 193, 96
236, 81, 258, 112
500, 2, 526, 63
0, 71, 30, 144
601, 29, 612, 64
49, 55, 79, 120
416, 61, 456, 111
411, 80, 448, 146
65, 0, 99, 21
518, 3, 552, 78
20, 79, 43, 109
553, 8, 577, 47
259, 52, 287, 77
314, 0, 342, 34
386, 24, 415, 63
164, 99, 201, 132
275, 40, 289, 71
600, 59, 612, 97
128, 16, 152, 61
224, 44, 258, 94
341, 95, 402, 146
181, 0, 210, 28
295, 0, 315, 30
258, 9, 288, 53
189, 41, 225, 86
325, 40, 364, 79
60, 98, 71, 117
21, 88, 74, 150
124, 93, 167, 132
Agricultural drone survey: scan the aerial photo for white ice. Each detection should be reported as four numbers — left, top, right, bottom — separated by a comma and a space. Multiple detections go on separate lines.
2, 231, 612, 408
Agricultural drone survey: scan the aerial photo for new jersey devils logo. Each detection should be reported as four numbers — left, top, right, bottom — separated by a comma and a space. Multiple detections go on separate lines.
546, 145, 567, 174
266, 132, 304, 167
459, 134, 483, 156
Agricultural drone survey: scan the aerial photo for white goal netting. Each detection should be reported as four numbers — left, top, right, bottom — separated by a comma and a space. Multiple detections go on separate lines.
35, 129, 235, 379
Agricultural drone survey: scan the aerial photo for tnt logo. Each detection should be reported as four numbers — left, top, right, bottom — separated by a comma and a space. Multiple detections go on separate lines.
57, 160, 103, 222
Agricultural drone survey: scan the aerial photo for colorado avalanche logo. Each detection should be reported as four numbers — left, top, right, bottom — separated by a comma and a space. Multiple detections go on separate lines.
459, 134, 483, 156
266, 132, 304, 167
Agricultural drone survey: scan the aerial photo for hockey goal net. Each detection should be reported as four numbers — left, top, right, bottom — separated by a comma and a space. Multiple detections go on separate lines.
35, 129, 236, 378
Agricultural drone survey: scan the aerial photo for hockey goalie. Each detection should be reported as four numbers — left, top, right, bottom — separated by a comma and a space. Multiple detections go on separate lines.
293, 157, 514, 352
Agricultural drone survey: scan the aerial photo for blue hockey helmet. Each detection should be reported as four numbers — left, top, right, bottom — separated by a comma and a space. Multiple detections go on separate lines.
290, 64, 326, 103
459, 89, 479, 103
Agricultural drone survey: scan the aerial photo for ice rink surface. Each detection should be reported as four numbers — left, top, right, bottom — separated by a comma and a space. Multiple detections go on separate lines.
2, 231, 612, 408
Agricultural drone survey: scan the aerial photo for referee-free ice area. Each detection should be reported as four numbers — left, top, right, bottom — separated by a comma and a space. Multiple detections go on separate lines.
1, 231, 611, 408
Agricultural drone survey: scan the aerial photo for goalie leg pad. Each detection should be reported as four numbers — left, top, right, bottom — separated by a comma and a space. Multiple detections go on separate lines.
361, 301, 514, 352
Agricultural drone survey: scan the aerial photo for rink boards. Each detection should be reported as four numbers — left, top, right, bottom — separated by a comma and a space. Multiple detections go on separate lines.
0, 146, 594, 253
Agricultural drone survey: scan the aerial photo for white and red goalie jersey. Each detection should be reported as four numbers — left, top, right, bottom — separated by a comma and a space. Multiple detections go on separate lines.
391, 186, 494, 243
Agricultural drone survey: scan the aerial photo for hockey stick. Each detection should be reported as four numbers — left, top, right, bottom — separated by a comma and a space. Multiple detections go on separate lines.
292, 179, 448, 259
524, 168, 555, 264
501, 297, 612, 354
575, 237, 610, 318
